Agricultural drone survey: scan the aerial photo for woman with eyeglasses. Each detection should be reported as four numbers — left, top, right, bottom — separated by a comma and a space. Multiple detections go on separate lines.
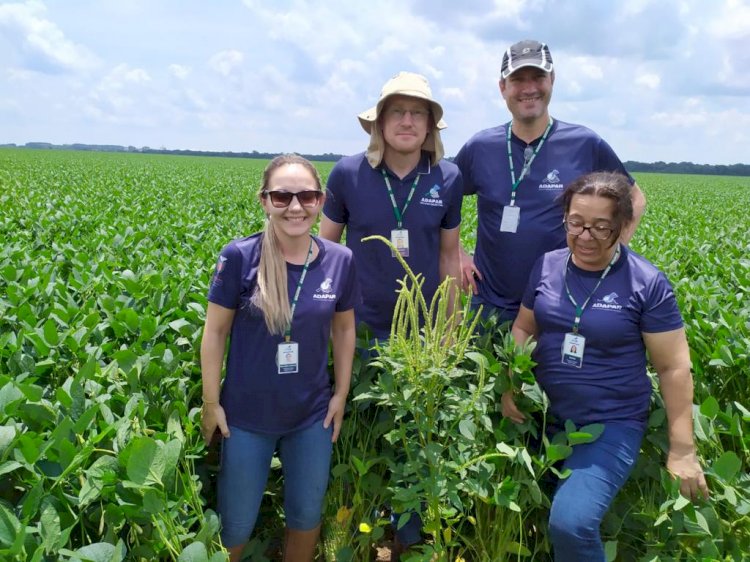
200, 154, 359, 561
501, 172, 707, 561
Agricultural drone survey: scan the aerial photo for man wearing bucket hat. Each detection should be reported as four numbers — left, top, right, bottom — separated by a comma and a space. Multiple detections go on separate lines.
320, 71, 463, 341
320, 71, 463, 558
455, 40, 646, 324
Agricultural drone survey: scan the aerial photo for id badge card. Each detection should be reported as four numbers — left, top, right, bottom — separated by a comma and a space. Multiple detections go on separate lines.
500, 205, 520, 233
391, 229, 409, 257
561, 332, 585, 368
277, 341, 299, 374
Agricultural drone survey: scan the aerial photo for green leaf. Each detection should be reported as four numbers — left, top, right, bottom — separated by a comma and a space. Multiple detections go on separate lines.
65, 542, 117, 562
458, 419, 476, 441
546, 443, 572, 463
125, 437, 159, 485
502, 541, 532, 556
177, 541, 209, 562
0, 502, 21, 546
79, 455, 119, 507
674, 494, 691, 510
40, 503, 61, 554
604, 540, 618, 562
700, 395, 720, 419
0, 426, 16, 456
712, 451, 741, 482
43, 318, 60, 346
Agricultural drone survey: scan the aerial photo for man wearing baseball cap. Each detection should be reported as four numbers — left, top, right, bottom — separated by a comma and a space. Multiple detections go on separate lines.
321, 71, 463, 341
455, 39, 646, 324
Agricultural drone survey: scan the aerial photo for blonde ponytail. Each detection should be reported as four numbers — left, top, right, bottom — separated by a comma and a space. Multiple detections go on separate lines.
255, 220, 291, 335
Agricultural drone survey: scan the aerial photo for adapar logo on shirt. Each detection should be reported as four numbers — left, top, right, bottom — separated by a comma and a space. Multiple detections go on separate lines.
592, 292, 623, 310
538, 169, 563, 191
314, 277, 337, 300
420, 184, 444, 207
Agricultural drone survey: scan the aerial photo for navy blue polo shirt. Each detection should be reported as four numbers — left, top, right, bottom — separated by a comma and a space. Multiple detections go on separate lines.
207, 234, 360, 434
323, 151, 463, 338
523, 245, 683, 430
455, 119, 633, 322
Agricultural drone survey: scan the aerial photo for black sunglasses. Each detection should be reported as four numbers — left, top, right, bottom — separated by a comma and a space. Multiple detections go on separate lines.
262, 190, 323, 208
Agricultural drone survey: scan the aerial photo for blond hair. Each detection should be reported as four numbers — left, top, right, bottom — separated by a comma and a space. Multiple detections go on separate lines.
253, 154, 322, 335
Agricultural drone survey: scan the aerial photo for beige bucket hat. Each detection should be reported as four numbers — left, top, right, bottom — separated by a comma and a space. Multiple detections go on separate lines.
357, 71, 447, 168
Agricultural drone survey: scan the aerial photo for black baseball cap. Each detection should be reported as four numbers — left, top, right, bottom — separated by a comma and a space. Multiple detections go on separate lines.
501, 40, 554, 79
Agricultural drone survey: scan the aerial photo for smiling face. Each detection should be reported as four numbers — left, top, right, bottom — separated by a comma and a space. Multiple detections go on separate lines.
260, 163, 324, 243
500, 67, 554, 125
565, 193, 619, 271
380, 95, 431, 158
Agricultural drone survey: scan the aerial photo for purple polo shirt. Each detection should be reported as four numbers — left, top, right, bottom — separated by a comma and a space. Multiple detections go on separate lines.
522, 245, 683, 430
208, 234, 360, 434
323, 151, 463, 338
455, 119, 633, 322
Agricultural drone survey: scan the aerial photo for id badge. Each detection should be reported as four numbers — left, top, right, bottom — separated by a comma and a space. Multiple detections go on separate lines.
277, 341, 299, 374
500, 205, 520, 233
391, 229, 409, 257
561, 332, 585, 368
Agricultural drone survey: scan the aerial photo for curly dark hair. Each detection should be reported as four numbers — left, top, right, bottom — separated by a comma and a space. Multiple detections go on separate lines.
560, 172, 634, 240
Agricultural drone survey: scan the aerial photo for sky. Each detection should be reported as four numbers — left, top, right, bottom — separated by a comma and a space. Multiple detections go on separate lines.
1, 0, 749, 165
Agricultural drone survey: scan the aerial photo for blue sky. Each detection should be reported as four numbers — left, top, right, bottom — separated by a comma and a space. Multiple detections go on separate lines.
1, 0, 748, 164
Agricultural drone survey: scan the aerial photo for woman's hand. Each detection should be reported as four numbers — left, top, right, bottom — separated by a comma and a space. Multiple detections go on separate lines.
459, 248, 482, 295
201, 403, 230, 444
324, 393, 347, 442
501, 390, 526, 424
667, 448, 709, 501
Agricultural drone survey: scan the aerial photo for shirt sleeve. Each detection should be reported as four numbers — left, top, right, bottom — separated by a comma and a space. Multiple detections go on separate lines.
323, 161, 348, 224
521, 254, 545, 310
441, 166, 464, 230
594, 137, 635, 184
454, 142, 477, 196
640, 271, 684, 333
207, 241, 243, 309
335, 249, 361, 312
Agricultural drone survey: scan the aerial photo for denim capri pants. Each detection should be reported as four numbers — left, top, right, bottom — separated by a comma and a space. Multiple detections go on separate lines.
217, 421, 333, 547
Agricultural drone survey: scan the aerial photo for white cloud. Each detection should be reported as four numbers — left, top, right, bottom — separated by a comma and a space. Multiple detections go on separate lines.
169, 64, 191, 80
636, 73, 661, 89
209, 50, 244, 77
0, 0, 98, 72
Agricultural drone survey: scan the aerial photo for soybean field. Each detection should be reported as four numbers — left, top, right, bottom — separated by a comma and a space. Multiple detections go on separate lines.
1, 148, 749, 561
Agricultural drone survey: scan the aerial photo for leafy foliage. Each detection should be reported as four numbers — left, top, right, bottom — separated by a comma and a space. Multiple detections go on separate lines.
2, 150, 749, 561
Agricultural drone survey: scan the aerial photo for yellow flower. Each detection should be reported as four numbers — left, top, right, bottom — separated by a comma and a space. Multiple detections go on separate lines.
359, 522, 372, 533
455, 557, 466, 562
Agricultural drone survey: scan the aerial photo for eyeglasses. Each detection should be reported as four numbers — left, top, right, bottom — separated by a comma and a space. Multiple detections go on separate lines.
385, 107, 429, 122
262, 190, 323, 208
563, 219, 614, 240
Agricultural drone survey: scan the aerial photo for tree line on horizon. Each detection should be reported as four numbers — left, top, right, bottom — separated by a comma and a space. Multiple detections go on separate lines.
5, 142, 750, 177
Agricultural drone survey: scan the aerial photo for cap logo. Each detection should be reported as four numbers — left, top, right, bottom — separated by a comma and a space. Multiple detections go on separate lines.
522, 47, 531, 54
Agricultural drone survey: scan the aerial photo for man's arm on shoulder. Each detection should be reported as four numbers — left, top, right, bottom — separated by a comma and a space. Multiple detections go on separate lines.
621, 181, 646, 244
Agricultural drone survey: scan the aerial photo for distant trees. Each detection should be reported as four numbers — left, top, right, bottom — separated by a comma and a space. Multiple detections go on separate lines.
4, 143, 749, 175
624, 160, 750, 177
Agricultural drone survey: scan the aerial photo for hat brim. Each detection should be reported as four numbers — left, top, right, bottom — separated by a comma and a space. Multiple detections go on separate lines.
501, 60, 554, 79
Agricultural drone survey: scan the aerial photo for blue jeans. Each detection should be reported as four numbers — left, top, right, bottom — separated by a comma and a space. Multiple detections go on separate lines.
217, 422, 333, 547
549, 423, 644, 562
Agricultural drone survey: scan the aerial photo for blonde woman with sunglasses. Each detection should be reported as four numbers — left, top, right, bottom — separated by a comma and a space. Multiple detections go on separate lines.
200, 154, 360, 561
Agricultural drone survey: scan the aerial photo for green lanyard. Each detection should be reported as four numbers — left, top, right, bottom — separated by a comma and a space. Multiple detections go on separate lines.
381, 168, 421, 229
506, 117, 553, 207
563, 244, 621, 334
284, 236, 314, 342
